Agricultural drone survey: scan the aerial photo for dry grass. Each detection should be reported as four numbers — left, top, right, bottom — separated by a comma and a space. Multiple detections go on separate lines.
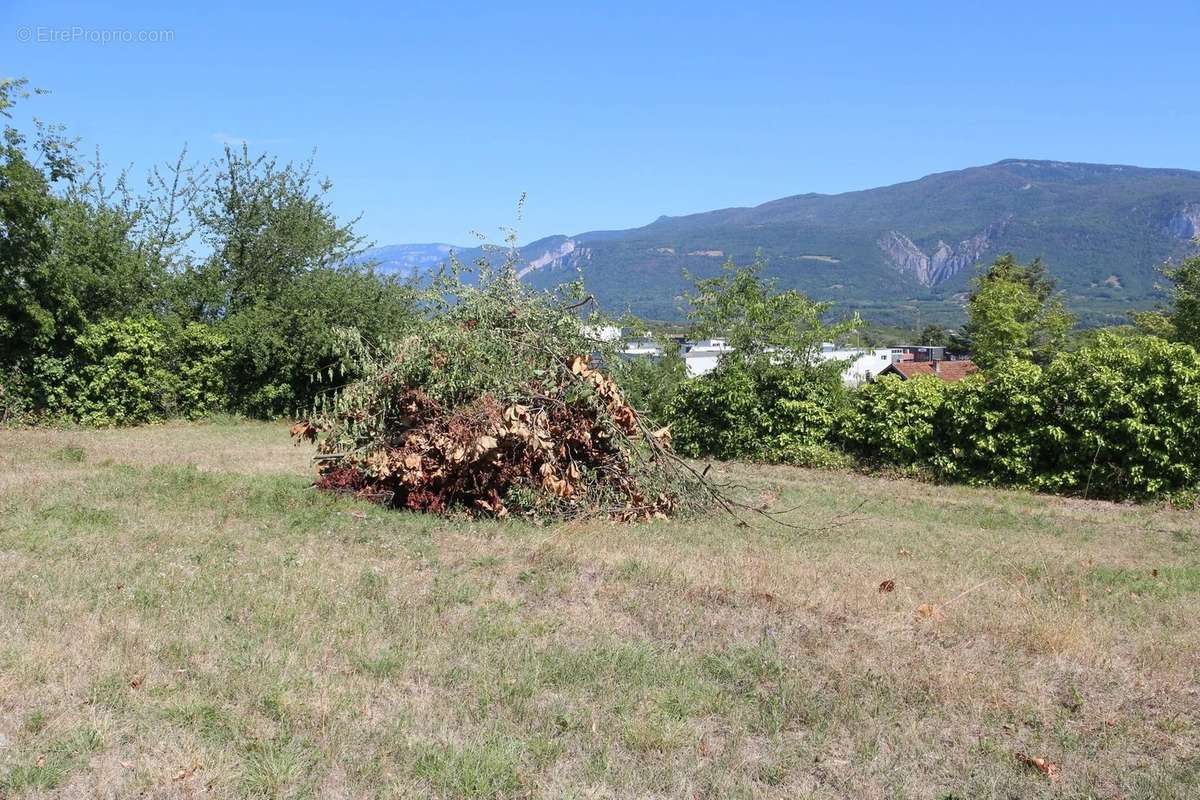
0, 421, 1197, 799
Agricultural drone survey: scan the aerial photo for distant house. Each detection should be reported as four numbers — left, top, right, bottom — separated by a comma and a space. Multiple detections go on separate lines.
619, 339, 664, 358
816, 343, 898, 386
878, 359, 979, 382
890, 345, 947, 362
680, 338, 734, 377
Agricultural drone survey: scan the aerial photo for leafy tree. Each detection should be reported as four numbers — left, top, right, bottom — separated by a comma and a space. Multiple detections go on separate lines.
221, 268, 418, 417
0, 80, 161, 375
611, 344, 688, 427
194, 144, 366, 314
962, 254, 1074, 369
1134, 254, 1200, 348
670, 255, 858, 466
687, 253, 859, 372
917, 324, 949, 347
0, 79, 69, 367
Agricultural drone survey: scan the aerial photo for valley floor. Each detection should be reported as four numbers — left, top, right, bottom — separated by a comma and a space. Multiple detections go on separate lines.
0, 422, 1197, 799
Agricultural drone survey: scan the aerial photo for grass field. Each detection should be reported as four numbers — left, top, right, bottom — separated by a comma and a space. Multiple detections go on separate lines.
1, 421, 1197, 799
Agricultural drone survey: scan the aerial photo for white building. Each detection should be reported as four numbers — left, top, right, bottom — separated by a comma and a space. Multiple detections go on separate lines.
815, 343, 899, 386
681, 338, 734, 377
620, 340, 664, 357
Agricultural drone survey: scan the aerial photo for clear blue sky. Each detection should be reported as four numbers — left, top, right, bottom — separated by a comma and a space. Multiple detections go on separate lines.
5, 1, 1199, 246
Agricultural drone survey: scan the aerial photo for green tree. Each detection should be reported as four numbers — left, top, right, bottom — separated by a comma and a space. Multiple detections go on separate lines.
1135, 254, 1200, 348
670, 255, 858, 466
962, 254, 1074, 369
611, 344, 688, 426
194, 144, 366, 314
0, 80, 161, 377
687, 253, 860, 371
917, 324, 948, 347
0, 79, 70, 367
221, 268, 418, 417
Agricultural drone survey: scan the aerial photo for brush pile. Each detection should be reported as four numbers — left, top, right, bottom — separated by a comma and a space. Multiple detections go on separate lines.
295, 265, 711, 520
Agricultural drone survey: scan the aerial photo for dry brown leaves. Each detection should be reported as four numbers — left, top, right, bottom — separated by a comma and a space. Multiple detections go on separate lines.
311, 358, 679, 520
289, 421, 317, 442
1016, 752, 1060, 780
915, 602, 945, 621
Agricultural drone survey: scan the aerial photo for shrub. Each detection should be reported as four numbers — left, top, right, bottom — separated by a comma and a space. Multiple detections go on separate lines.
70, 317, 176, 425
838, 374, 947, 467
169, 322, 230, 419
0, 368, 32, 424
220, 269, 418, 418
838, 334, 1200, 501
611, 350, 688, 427
671, 363, 848, 466
30, 317, 233, 426
1044, 333, 1200, 499
935, 359, 1061, 489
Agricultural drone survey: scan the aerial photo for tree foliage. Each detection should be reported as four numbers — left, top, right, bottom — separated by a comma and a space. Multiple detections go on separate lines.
1135, 254, 1200, 349
670, 256, 857, 467
0, 79, 415, 424
963, 254, 1074, 369
839, 334, 1200, 501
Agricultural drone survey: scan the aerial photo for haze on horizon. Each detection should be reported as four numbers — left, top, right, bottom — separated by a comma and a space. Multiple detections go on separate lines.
5, 1, 1200, 247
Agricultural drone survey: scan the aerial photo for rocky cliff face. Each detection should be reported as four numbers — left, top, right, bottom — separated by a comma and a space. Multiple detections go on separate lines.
1167, 203, 1200, 240
517, 238, 592, 278
877, 219, 1009, 286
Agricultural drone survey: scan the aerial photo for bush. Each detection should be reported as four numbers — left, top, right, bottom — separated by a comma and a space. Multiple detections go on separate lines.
220, 269, 418, 418
837, 334, 1200, 501
1044, 333, 1200, 499
170, 322, 230, 419
70, 317, 177, 425
611, 351, 688, 427
671, 363, 849, 466
838, 374, 948, 467
936, 359, 1059, 489
27, 317, 233, 426
0, 368, 32, 425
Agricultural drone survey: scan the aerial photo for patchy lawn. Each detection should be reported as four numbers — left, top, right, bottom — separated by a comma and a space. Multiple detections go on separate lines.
0, 421, 1197, 799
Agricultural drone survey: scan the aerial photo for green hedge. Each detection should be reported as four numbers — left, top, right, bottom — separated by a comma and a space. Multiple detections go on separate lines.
669, 362, 852, 469
15, 317, 231, 426
839, 334, 1200, 500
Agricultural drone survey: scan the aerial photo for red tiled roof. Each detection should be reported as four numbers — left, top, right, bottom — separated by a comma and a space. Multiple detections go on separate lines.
891, 361, 936, 379
934, 360, 980, 382
883, 359, 979, 382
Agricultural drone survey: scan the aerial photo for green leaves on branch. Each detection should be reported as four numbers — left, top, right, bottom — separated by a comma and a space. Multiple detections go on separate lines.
840, 335, 1200, 501
962, 254, 1074, 369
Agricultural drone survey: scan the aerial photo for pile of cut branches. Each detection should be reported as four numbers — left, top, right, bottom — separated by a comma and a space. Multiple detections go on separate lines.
295, 261, 716, 520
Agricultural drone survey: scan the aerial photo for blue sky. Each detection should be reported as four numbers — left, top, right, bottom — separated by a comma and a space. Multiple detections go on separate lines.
5, 1, 1199, 246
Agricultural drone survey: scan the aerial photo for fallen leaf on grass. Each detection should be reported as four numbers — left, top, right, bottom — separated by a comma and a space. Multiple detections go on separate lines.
878, 579, 895, 593
173, 764, 202, 781
1016, 752, 1059, 780
915, 603, 945, 621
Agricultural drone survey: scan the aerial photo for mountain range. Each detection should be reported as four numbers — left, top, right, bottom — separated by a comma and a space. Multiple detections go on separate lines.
365, 160, 1200, 326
